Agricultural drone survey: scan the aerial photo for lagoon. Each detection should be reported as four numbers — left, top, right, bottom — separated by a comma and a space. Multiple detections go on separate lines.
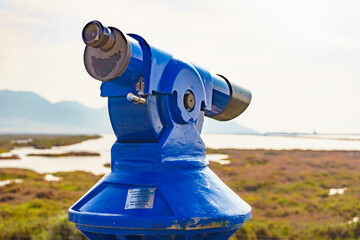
0, 133, 359, 174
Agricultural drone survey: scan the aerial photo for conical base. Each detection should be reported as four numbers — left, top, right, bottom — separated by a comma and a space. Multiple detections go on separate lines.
69, 165, 251, 240
80, 229, 237, 240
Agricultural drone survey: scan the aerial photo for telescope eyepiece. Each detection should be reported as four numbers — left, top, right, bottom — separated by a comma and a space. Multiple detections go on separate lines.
82, 20, 115, 50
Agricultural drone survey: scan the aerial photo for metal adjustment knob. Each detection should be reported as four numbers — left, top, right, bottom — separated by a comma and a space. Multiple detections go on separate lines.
127, 93, 147, 104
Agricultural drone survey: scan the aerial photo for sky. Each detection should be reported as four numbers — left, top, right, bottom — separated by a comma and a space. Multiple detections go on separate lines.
0, 0, 359, 133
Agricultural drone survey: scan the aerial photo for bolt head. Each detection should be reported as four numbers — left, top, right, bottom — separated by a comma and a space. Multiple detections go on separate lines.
184, 91, 195, 112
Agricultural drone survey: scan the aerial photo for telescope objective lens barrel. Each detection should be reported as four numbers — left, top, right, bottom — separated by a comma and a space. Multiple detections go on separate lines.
205, 75, 252, 121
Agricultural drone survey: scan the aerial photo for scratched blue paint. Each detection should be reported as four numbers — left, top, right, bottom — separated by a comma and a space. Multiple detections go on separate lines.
69, 27, 252, 240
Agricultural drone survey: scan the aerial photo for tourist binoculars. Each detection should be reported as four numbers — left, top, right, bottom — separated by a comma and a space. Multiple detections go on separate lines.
69, 20, 252, 240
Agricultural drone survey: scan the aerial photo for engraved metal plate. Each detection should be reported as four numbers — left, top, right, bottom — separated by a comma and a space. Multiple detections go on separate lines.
125, 187, 156, 210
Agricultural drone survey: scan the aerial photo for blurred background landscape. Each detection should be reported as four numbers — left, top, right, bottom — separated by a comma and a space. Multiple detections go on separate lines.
1, 0, 360, 239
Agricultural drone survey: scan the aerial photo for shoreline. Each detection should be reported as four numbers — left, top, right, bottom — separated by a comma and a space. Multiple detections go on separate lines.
1, 147, 359, 173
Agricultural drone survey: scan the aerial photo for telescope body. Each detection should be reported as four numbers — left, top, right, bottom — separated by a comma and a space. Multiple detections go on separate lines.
69, 21, 252, 240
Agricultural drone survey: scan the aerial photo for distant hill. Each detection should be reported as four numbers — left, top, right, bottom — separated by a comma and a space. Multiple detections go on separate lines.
202, 117, 259, 135
0, 90, 258, 134
0, 90, 111, 133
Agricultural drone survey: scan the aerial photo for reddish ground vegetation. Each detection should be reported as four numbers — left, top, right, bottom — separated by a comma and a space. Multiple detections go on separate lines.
0, 154, 20, 160
207, 149, 360, 240
27, 151, 100, 157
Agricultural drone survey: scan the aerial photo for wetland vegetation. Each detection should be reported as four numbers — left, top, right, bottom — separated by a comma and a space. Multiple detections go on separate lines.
216, 149, 360, 240
0, 145, 359, 239
0, 154, 20, 160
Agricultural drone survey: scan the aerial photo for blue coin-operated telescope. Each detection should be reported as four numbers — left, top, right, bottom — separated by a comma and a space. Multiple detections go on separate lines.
69, 20, 252, 240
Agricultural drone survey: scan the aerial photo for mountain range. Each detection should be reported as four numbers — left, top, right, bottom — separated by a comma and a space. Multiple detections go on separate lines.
0, 90, 258, 135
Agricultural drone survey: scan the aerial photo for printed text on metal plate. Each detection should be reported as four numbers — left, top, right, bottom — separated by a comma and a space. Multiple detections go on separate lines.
125, 188, 156, 209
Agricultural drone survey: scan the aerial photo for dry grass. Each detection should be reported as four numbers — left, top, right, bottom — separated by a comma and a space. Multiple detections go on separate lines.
208, 149, 360, 240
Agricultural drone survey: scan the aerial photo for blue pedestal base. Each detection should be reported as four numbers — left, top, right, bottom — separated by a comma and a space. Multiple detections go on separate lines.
69, 163, 251, 240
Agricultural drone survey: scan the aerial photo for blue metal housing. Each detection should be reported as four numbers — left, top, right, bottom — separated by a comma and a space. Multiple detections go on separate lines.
69, 21, 252, 240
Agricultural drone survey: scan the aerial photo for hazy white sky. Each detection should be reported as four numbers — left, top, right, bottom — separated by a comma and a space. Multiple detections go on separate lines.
1, 0, 359, 133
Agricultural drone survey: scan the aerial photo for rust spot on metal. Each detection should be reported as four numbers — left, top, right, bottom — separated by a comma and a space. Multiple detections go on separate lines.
166, 218, 230, 230
91, 50, 122, 78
